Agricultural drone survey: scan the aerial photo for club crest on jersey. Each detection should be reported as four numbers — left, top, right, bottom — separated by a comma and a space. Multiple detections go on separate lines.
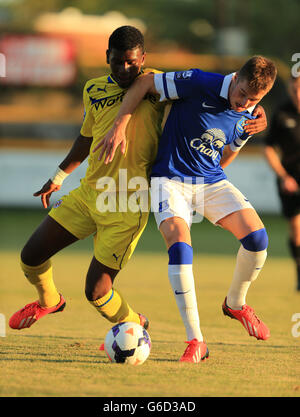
236, 117, 248, 134
175, 70, 193, 80
190, 128, 226, 160
159, 200, 169, 212
53, 199, 63, 208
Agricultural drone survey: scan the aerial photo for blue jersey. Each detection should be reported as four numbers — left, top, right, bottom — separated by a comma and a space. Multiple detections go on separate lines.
151, 70, 255, 183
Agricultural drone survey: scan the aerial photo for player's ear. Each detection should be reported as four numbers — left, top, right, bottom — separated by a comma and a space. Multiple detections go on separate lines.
141, 51, 146, 66
106, 49, 110, 65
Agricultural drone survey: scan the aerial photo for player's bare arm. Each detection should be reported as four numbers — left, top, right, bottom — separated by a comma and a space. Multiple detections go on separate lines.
34, 134, 93, 208
264, 145, 299, 193
244, 104, 267, 135
220, 145, 240, 169
93, 73, 157, 164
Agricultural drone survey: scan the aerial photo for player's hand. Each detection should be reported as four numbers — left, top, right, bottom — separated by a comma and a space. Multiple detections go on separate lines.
93, 125, 127, 164
280, 175, 299, 194
244, 105, 267, 135
33, 180, 61, 209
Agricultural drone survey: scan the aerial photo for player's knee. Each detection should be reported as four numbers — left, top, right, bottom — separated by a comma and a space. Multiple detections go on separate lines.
168, 241, 193, 264
85, 276, 113, 301
85, 287, 110, 301
240, 228, 268, 252
20, 244, 40, 267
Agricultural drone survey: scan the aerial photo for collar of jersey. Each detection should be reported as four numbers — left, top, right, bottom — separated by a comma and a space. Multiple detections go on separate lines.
220, 72, 255, 115
108, 74, 118, 85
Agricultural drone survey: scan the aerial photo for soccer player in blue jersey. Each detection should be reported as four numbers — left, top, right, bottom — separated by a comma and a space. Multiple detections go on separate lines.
95, 56, 277, 362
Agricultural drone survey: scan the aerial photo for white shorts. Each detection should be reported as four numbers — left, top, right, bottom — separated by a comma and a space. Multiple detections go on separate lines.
150, 177, 253, 228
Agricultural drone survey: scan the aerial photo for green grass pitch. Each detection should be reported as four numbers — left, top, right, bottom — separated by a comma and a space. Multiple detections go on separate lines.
0, 210, 299, 397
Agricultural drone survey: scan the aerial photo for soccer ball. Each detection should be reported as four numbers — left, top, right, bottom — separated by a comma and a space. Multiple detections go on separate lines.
104, 322, 151, 365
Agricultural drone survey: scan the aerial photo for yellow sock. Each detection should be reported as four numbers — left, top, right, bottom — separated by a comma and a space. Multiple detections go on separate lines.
90, 288, 140, 324
20, 259, 60, 308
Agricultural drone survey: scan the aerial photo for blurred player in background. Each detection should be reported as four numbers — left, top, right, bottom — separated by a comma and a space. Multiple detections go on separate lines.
9, 26, 165, 333
96, 56, 276, 362
264, 75, 300, 291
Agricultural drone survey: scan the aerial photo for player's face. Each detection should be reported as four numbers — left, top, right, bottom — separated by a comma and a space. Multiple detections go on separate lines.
288, 78, 300, 113
229, 76, 268, 112
107, 47, 145, 89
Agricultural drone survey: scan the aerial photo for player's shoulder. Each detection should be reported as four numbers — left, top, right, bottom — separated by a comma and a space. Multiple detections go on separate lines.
83, 74, 116, 93
175, 68, 223, 88
143, 67, 163, 75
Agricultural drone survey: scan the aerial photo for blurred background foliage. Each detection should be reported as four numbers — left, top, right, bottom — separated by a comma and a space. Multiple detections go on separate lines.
0, 0, 298, 154
0, 0, 296, 103
1, 0, 299, 61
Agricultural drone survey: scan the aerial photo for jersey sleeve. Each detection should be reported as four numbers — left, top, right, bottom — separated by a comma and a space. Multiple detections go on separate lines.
80, 82, 95, 138
229, 115, 254, 152
153, 69, 210, 102
229, 133, 252, 152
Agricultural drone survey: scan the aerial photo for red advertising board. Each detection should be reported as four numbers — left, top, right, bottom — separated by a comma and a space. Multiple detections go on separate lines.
0, 35, 76, 86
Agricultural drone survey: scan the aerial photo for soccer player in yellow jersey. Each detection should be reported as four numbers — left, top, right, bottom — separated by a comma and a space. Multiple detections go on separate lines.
9, 26, 165, 332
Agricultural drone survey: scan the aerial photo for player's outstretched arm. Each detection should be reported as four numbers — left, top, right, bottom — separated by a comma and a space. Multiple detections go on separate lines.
244, 105, 267, 135
34, 134, 93, 208
93, 73, 157, 164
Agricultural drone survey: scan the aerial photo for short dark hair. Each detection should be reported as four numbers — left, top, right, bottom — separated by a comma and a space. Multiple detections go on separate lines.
238, 55, 277, 93
108, 26, 144, 52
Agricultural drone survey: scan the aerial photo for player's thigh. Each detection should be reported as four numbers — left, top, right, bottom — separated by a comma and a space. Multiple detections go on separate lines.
159, 217, 191, 249
202, 180, 253, 226
22, 186, 97, 266
202, 180, 262, 239
21, 215, 79, 266
151, 177, 193, 243
93, 208, 149, 271
217, 208, 265, 240
49, 187, 96, 241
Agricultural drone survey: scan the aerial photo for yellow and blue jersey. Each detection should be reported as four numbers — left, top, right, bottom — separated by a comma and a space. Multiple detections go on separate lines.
80, 68, 165, 191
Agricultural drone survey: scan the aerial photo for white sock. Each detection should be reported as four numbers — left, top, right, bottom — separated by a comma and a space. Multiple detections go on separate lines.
227, 245, 267, 310
168, 264, 203, 342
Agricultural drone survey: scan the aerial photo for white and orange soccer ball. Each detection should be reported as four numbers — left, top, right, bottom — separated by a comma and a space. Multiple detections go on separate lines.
104, 322, 151, 365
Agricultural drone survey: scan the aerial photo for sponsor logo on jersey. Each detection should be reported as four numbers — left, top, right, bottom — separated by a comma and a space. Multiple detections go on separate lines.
89, 91, 125, 110
236, 116, 248, 134
175, 70, 193, 80
190, 128, 226, 160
